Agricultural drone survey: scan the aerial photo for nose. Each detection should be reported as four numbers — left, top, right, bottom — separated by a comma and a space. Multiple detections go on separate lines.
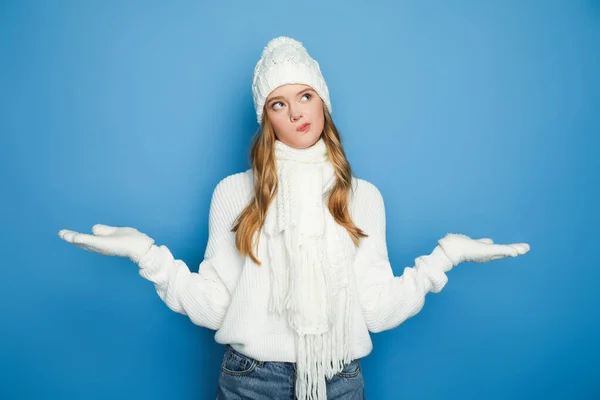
289, 107, 302, 122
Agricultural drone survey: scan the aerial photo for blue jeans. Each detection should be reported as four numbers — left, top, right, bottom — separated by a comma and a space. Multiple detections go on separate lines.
217, 344, 366, 399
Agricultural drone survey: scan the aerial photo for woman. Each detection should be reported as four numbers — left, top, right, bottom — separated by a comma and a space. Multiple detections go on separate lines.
58, 36, 530, 400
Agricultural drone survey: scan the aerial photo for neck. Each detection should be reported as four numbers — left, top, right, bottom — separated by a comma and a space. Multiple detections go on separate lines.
275, 137, 328, 164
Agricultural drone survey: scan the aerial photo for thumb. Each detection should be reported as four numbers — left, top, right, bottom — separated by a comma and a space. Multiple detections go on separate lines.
476, 238, 494, 244
92, 224, 118, 236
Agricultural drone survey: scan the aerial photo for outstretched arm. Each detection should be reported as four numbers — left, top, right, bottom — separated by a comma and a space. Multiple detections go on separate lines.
59, 173, 251, 331
352, 182, 529, 334
137, 178, 244, 330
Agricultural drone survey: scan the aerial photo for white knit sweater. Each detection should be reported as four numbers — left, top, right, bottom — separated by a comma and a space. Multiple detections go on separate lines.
137, 169, 454, 362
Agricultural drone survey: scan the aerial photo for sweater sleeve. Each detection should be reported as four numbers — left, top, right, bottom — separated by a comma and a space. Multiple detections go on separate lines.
137, 173, 248, 331
352, 181, 454, 333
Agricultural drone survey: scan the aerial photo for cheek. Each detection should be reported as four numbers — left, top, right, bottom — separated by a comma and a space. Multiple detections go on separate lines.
269, 114, 291, 136
310, 104, 325, 126
267, 112, 281, 126
272, 116, 288, 130
309, 101, 324, 118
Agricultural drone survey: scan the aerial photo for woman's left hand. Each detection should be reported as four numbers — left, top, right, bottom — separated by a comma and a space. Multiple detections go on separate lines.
438, 233, 530, 267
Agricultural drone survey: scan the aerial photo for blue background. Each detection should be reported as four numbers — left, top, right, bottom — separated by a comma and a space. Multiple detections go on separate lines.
2, 0, 598, 399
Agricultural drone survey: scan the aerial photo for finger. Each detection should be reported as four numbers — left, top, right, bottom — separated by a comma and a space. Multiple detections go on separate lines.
476, 238, 494, 244
488, 244, 519, 258
510, 243, 530, 255
71, 232, 92, 245
71, 232, 111, 254
71, 232, 104, 247
58, 229, 80, 243
92, 224, 117, 236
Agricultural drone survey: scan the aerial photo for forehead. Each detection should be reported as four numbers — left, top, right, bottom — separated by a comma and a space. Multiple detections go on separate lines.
268, 83, 314, 97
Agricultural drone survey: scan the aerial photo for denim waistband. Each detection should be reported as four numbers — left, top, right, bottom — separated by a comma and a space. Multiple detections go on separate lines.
225, 344, 298, 370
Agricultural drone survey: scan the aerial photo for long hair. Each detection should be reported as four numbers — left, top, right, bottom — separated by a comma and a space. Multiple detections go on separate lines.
232, 102, 368, 265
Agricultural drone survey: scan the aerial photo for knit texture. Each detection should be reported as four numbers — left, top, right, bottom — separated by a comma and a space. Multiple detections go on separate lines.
137, 168, 454, 362
261, 138, 353, 400
252, 36, 332, 126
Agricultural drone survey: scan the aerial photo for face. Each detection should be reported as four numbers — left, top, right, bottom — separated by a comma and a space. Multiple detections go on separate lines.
264, 84, 324, 149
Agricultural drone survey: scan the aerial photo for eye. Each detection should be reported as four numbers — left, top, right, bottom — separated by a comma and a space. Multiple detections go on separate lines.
270, 92, 312, 111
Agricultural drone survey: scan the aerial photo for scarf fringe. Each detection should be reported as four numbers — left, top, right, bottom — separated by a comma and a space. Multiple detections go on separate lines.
266, 229, 354, 400
262, 138, 354, 400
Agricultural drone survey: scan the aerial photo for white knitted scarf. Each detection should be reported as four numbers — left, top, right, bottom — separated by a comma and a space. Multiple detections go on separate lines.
263, 137, 354, 400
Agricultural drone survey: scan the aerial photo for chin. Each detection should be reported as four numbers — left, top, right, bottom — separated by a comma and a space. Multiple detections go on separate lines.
279, 131, 322, 149
297, 135, 320, 149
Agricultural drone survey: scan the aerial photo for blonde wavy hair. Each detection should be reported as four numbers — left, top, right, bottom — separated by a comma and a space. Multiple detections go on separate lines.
232, 102, 368, 265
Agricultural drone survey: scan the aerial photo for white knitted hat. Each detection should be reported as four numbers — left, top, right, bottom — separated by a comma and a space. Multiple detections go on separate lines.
252, 36, 332, 126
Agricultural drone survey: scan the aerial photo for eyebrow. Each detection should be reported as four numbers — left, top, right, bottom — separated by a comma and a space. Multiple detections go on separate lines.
266, 88, 313, 105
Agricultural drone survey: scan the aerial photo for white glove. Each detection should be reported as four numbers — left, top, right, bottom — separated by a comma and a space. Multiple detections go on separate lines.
438, 233, 530, 267
58, 224, 155, 264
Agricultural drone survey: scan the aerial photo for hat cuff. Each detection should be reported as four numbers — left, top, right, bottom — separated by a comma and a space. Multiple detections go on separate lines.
254, 62, 331, 125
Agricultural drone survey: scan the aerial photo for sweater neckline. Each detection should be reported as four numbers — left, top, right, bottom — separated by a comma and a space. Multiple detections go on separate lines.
274, 138, 327, 164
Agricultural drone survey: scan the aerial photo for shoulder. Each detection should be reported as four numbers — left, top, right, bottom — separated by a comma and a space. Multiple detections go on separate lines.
349, 176, 386, 226
209, 169, 254, 217
213, 168, 254, 196
351, 176, 384, 206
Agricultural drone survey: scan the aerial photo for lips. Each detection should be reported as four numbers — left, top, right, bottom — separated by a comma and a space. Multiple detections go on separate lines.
297, 123, 311, 132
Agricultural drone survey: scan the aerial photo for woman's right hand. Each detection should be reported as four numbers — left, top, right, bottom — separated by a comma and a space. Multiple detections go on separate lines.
58, 224, 155, 264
